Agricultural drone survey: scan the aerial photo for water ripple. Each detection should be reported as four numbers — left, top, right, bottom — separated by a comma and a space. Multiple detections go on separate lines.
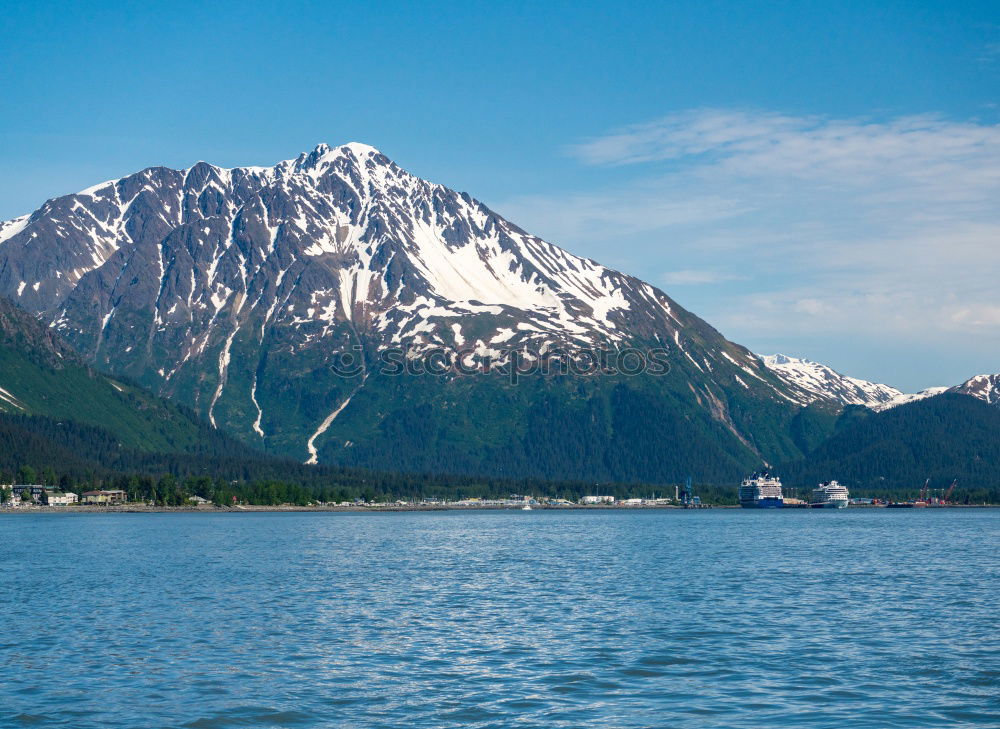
1, 509, 998, 728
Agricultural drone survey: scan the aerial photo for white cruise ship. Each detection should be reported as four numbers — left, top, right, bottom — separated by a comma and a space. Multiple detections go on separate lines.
738, 473, 784, 508
810, 481, 849, 508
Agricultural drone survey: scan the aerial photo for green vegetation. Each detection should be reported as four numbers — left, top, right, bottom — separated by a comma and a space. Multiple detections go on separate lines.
0, 395, 769, 506
315, 368, 823, 484
779, 394, 1000, 500
0, 297, 233, 453
0, 411, 708, 504
2, 296, 997, 506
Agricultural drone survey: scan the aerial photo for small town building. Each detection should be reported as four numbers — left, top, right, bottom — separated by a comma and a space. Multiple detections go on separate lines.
188, 495, 211, 505
81, 489, 127, 505
43, 491, 78, 506
580, 495, 615, 504
12, 485, 47, 503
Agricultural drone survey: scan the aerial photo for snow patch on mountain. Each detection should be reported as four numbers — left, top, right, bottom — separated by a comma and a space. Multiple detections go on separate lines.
0, 215, 30, 246
870, 387, 949, 411
0, 385, 25, 411
865, 373, 999, 411
758, 353, 902, 407
0, 142, 810, 461
950, 374, 1000, 406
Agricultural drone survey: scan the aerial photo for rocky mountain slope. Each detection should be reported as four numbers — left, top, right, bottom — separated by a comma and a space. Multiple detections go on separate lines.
0, 296, 237, 453
949, 374, 1000, 406
758, 354, 902, 407
0, 144, 853, 476
759, 353, 998, 413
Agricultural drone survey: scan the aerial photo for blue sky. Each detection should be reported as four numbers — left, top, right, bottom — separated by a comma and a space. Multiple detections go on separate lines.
1, 0, 997, 390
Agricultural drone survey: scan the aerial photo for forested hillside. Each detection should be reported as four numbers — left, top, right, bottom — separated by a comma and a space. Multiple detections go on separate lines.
2, 293, 998, 505
0, 297, 234, 452
780, 394, 1000, 499
0, 411, 693, 505
319, 371, 800, 484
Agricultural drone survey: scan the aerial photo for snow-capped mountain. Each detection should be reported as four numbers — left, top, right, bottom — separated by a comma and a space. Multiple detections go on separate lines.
758, 353, 903, 407
0, 143, 822, 467
950, 374, 1000, 406
867, 373, 999, 411
1, 143, 676, 354
760, 351, 1000, 413
870, 387, 949, 412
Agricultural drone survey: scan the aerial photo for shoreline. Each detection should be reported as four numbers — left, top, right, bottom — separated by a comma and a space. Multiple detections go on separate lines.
2, 504, 698, 514
1, 503, 996, 514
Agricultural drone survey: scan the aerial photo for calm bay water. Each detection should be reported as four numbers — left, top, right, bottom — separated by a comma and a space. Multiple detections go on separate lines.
1, 509, 997, 728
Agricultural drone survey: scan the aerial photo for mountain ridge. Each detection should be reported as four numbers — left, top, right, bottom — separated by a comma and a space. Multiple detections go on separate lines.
0, 143, 825, 472
758, 353, 902, 407
758, 353, 999, 412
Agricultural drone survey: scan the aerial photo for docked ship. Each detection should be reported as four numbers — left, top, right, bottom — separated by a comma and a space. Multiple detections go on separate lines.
738, 472, 784, 508
810, 481, 849, 509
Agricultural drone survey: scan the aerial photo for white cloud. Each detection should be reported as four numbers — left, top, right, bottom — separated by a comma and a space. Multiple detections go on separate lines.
496, 185, 746, 243
568, 109, 1000, 229
662, 269, 743, 285
570, 109, 1000, 180
979, 41, 1000, 64
495, 109, 1000, 387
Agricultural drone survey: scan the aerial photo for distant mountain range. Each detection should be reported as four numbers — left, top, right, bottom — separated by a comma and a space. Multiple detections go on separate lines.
950, 373, 1000, 406
757, 353, 902, 407
758, 353, 998, 412
0, 143, 995, 485
758, 354, 1000, 493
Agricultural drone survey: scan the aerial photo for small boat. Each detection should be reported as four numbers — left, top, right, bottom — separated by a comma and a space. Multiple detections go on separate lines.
522, 503, 532, 511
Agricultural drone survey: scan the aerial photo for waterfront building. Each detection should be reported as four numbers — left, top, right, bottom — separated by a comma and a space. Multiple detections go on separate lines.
12, 485, 47, 503
43, 491, 78, 506
81, 489, 128, 505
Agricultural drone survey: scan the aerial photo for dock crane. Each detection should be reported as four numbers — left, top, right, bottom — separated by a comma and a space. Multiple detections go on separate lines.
679, 476, 701, 507
918, 478, 930, 503
680, 476, 692, 507
943, 479, 957, 504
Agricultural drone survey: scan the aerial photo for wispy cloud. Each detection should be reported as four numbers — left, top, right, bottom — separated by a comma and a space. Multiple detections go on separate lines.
497, 185, 746, 243
496, 109, 1000, 386
569, 110, 1000, 199
662, 269, 744, 285
979, 41, 1000, 64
